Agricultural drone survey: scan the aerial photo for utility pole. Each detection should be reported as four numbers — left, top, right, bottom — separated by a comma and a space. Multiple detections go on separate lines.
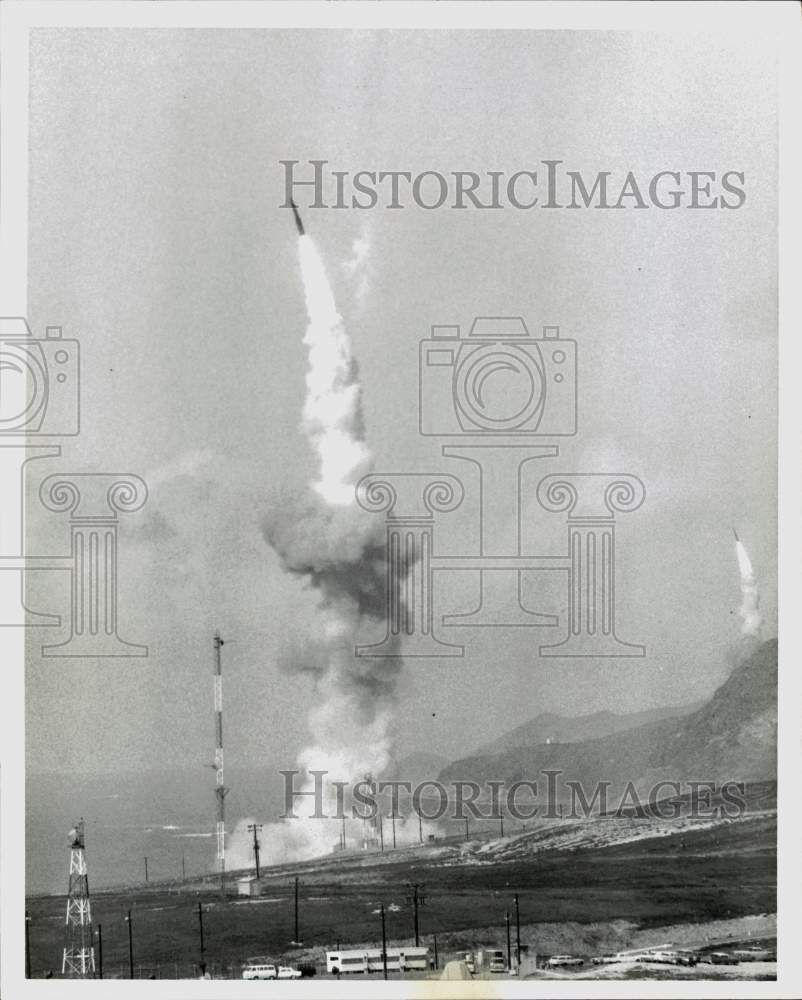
433, 934, 438, 969
379, 813, 384, 852
341, 815, 346, 850
294, 876, 300, 943
144, 857, 148, 883
505, 911, 511, 972
197, 901, 206, 975
391, 811, 396, 849
97, 924, 103, 979
182, 854, 186, 880
25, 912, 31, 979
499, 813, 504, 837
380, 904, 388, 980
418, 811, 423, 843
464, 816, 470, 841
406, 883, 426, 947
212, 632, 229, 902
247, 823, 263, 880
514, 893, 521, 966
126, 910, 134, 980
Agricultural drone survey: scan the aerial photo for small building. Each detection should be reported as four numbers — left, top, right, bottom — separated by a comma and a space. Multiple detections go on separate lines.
237, 876, 265, 897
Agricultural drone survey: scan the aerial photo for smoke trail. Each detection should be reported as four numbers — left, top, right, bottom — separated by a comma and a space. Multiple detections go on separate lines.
298, 235, 370, 506
735, 538, 762, 637
253, 230, 402, 865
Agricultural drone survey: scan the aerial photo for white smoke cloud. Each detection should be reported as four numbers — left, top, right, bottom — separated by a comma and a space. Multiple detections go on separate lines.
298, 235, 371, 506
252, 229, 405, 867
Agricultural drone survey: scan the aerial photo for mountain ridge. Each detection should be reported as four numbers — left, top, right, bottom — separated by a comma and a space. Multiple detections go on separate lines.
438, 639, 777, 795
473, 701, 704, 758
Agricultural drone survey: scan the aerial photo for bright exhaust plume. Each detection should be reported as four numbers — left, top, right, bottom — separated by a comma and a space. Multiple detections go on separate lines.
251, 229, 403, 867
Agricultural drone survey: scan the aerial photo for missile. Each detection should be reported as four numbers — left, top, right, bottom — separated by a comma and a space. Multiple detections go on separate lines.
290, 199, 305, 236
732, 527, 739, 542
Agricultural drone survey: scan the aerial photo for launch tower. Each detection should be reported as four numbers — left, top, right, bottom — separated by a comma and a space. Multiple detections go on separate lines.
213, 632, 228, 899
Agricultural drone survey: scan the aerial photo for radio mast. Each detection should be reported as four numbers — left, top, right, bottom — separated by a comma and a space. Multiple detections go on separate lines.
213, 632, 228, 900
62, 819, 95, 977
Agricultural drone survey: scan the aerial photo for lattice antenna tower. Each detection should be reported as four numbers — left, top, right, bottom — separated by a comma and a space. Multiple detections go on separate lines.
62, 818, 95, 977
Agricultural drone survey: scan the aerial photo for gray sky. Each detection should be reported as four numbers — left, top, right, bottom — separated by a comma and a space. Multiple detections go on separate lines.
25, 28, 776, 782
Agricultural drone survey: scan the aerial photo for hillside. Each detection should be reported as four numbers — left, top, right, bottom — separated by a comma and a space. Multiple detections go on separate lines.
474, 702, 702, 758
439, 639, 777, 797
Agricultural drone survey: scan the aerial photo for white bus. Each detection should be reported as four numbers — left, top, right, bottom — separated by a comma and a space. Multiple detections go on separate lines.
326, 947, 430, 975
241, 961, 277, 980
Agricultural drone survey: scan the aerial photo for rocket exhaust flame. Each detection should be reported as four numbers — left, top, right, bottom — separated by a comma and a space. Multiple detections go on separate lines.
247, 224, 404, 867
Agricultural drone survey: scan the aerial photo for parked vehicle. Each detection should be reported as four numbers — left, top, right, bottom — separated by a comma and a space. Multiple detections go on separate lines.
242, 962, 277, 980
635, 950, 694, 967
326, 947, 430, 975
546, 955, 584, 968
732, 948, 775, 962
277, 966, 302, 979
489, 957, 508, 973
708, 952, 739, 965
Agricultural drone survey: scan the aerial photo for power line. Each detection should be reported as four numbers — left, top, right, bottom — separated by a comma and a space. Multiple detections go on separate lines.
247, 824, 263, 880
380, 904, 388, 980
293, 876, 300, 943
126, 910, 134, 980
405, 883, 427, 947
197, 902, 206, 976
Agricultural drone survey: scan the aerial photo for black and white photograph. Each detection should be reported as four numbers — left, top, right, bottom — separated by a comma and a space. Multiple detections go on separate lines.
1, 2, 799, 997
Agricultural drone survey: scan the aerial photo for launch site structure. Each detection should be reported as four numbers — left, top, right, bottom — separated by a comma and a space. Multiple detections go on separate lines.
62, 819, 95, 977
213, 631, 228, 898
